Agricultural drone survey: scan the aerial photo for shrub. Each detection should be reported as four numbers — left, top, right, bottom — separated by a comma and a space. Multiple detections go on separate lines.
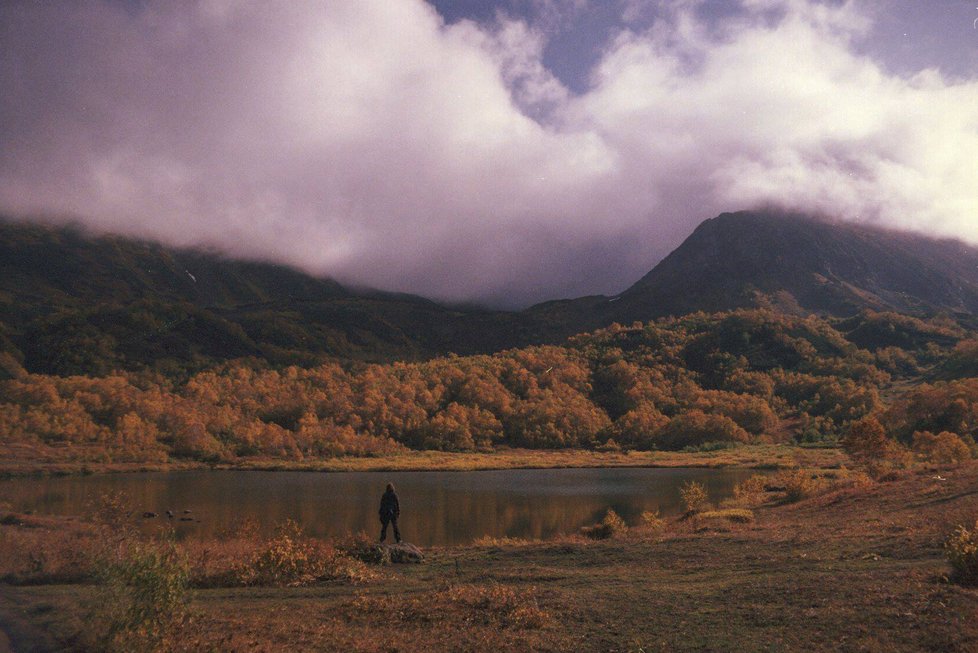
732, 474, 769, 505
680, 481, 710, 514
842, 416, 890, 463
912, 431, 973, 465
945, 521, 978, 586
658, 411, 750, 450
90, 539, 190, 653
580, 508, 628, 540
680, 440, 741, 453
244, 520, 372, 586
833, 467, 874, 491
640, 510, 666, 532
182, 537, 255, 588
595, 438, 622, 453
842, 416, 910, 479
964, 434, 978, 458
774, 470, 820, 503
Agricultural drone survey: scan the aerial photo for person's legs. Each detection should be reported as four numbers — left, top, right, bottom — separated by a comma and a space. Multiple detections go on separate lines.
392, 517, 401, 543
380, 517, 389, 542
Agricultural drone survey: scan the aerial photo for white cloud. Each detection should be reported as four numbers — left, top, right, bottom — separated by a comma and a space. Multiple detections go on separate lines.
571, 0, 978, 245
0, 0, 976, 306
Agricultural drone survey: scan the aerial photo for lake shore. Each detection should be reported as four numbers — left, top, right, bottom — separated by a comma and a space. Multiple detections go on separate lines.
1, 461, 975, 651
0, 443, 847, 478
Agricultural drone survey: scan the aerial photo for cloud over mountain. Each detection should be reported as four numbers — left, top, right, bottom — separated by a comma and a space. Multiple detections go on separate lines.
1, 0, 976, 306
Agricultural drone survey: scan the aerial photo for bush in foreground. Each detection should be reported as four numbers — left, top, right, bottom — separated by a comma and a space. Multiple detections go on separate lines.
89, 539, 190, 653
640, 510, 666, 533
243, 520, 373, 586
680, 481, 710, 514
946, 520, 978, 586
581, 508, 628, 540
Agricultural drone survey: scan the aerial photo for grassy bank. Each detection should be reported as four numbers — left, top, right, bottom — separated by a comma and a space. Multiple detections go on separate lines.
1, 462, 976, 651
0, 444, 848, 478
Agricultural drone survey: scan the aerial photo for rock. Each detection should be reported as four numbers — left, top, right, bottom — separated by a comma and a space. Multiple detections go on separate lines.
345, 541, 424, 565
179, 517, 193, 522
384, 542, 424, 564
142, 512, 158, 518
166, 510, 174, 519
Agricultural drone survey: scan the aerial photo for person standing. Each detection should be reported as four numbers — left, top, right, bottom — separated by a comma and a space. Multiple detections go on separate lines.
379, 482, 401, 543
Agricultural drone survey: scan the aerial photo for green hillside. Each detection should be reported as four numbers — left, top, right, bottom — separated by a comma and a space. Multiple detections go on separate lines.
0, 220, 553, 377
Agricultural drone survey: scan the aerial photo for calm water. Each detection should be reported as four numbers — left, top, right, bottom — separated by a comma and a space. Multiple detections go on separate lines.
0, 468, 760, 546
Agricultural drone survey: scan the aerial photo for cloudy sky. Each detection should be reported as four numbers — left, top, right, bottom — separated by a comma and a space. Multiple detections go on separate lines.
2, 0, 977, 307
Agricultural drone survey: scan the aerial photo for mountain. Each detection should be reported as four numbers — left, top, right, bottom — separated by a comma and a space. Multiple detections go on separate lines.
0, 220, 551, 376
529, 210, 978, 329
5, 210, 978, 378
619, 210, 978, 317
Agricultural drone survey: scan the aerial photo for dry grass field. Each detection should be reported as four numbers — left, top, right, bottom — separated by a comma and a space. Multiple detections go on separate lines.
0, 444, 847, 478
1, 459, 976, 652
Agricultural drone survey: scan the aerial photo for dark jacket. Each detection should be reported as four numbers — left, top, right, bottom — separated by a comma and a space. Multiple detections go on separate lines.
379, 489, 399, 520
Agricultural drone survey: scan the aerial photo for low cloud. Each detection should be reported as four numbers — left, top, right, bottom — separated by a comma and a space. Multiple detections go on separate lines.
1, 0, 976, 307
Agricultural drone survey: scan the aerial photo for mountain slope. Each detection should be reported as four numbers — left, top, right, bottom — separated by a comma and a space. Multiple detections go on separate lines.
530, 211, 978, 329
6, 210, 978, 377
0, 220, 549, 375
618, 210, 978, 319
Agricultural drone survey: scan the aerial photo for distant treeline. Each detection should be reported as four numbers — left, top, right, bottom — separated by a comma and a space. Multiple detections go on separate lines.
3, 309, 978, 464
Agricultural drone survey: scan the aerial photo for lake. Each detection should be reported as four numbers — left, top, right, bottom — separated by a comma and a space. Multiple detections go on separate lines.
0, 467, 761, 546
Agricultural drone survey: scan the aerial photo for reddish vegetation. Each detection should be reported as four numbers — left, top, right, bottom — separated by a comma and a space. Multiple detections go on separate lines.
4, 309, 976, 472
1, 462, 976, 651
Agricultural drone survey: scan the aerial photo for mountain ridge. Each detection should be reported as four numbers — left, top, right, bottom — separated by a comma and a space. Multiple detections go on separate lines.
527, 210, 978, 330
617, 210, 978, 318
0, 219, 553, 375
5, 210, 978, 376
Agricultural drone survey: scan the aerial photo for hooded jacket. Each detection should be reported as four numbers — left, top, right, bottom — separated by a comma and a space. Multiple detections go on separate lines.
379, 488, 400, 520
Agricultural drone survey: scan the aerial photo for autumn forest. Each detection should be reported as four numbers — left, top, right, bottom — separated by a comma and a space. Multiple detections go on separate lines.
3, 307, 977, 468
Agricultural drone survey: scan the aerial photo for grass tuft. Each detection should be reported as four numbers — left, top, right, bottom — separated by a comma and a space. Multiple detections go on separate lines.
696, 508, 755, 523
640, 510, 666, 533
946, 520, 978, 586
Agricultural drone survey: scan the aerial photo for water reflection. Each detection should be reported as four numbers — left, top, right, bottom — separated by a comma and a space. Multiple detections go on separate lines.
0, 468, 761, 546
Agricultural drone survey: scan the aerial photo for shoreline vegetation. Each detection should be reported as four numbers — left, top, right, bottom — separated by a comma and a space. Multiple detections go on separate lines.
0, 444, 848, 478
1, 460, 975, 651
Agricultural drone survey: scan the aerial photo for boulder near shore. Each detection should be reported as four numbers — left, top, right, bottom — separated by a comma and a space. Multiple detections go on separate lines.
382, 542, 425, 564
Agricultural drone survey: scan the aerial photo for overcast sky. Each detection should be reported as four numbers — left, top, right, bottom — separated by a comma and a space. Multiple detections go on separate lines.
2, 0, 977, 307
